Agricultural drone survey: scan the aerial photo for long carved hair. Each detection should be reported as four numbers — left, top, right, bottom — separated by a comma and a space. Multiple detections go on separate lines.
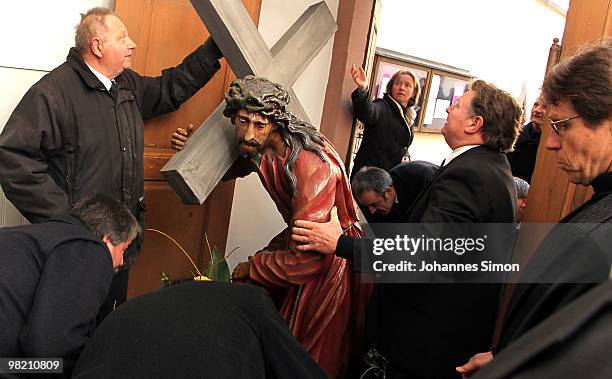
223, 76, 326, 197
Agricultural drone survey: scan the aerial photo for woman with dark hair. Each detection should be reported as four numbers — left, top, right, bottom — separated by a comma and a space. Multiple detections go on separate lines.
350, 65, 420, 181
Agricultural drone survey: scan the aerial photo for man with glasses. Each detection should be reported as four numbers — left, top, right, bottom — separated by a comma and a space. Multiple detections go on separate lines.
458, 40, 612, 377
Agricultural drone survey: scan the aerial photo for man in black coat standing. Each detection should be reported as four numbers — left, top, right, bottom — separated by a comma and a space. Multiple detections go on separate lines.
0, 195, 139, 376
292, 79, 521, 378
0, 7, 224, 316
506, 96, 545, 183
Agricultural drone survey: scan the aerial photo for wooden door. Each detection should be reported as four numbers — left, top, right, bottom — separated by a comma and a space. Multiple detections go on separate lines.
115, 0, 262, 297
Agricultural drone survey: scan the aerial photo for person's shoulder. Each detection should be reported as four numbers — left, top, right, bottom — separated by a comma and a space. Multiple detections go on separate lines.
24, 62, 73, 95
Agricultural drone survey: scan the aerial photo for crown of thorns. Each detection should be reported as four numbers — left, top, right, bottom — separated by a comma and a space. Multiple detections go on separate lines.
223, 76, 291, 121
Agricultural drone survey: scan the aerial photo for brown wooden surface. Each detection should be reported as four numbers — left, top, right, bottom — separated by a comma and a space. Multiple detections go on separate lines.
115, 0, 261, 298
320, 0, 375, 159
524, 0, 611, 225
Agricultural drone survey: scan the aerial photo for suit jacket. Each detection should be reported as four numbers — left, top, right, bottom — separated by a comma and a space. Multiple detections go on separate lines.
366, 145, 516, 378
497, 173, 612, 351
405, 145, 516, 223
473, 281, 612, 379
387, 160, 439, 222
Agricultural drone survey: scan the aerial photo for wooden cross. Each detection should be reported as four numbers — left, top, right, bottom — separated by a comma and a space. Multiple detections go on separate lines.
161, 0, 336, 204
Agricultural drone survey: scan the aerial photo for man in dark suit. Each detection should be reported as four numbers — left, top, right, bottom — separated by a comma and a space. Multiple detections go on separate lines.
292, 79, 521, 378
351, 161, 438, 223
72, 282, 326, 379
458, 40, 612, 379
0, 195, 139, 376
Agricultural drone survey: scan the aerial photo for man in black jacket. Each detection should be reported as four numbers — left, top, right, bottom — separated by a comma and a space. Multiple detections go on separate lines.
292, 80, 521, 378
458, 39, 612, 379
0, 195, 139, 376
351, 161, 438, 223
72, 282, 327, 379
0, 7, 223, 314
506, 96, 545, 183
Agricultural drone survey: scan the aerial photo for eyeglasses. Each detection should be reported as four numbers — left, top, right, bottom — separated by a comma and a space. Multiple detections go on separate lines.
550, 115, 581, 135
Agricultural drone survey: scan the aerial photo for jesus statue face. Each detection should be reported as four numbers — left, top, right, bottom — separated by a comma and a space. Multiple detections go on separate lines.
233, 109, 276, 157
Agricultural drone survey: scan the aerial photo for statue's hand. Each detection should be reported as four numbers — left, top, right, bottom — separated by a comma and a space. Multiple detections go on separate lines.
232, 261, 251, 281
171, 124, 194, 151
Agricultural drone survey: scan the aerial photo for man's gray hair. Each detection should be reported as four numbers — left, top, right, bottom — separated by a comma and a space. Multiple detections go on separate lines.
351, 166, 393, 199
75, 7, 114, 54
70, 194, 140, 245
513, 177, 530, 199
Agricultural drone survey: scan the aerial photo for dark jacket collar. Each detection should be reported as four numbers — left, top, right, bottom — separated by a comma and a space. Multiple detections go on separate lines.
66, 47, 132, 91
591, 172, 612, 196
383, 93, 408, 115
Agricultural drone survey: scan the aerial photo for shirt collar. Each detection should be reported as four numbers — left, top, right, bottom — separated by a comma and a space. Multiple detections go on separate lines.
442, 145, 480, 166
85, 62, 113, 91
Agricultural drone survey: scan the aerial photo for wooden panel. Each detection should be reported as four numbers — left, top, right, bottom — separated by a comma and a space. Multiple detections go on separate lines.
116, 0, 262, 298
524, 0, 612, 223
320, 0, 375, 159
128, 182, 208, 297
115, 0, 153, 73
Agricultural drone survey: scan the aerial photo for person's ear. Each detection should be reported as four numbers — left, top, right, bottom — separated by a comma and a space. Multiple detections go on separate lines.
385, 186, 395, 199
102, 235, 113, 252
91, 37, 104, 58
466, 115, 484, 134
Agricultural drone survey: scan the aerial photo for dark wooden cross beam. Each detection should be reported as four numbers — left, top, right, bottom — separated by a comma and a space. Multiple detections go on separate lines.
161, 0, 336, 204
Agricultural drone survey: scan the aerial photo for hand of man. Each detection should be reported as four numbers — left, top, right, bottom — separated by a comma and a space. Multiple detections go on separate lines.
291, 207, 341, 255
350, 64, 367, 91
456, 351, 493, 378
171, 124, 194, 151
232, 261, 251, 281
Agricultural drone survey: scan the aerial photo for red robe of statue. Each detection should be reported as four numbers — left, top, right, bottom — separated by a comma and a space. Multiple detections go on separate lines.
226, 136, 364, 378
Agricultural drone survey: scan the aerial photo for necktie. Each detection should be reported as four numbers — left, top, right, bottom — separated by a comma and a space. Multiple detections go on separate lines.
109, 80, 118, 99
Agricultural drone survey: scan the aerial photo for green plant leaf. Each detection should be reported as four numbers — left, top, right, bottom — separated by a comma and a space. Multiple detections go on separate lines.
207, 245, 231, 282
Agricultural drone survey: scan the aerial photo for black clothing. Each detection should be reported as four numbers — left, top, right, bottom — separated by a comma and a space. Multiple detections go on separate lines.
473, 281, 612, 379
506, 122, 541, 183
0, 38, 222, 319
0, 216, 112, 375
405, 146, 516, 223
72, 282, 327, 379
0, 39, 222, 232
337, 145, 516, 378
497, 172, 612, 352
351, 89, 414, 178
387, 160, 438, 222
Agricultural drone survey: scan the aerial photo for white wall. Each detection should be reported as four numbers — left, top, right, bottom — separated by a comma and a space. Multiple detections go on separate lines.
225, 0, 339, 270
377, 0, 567, 165
0, 0, 114, 227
